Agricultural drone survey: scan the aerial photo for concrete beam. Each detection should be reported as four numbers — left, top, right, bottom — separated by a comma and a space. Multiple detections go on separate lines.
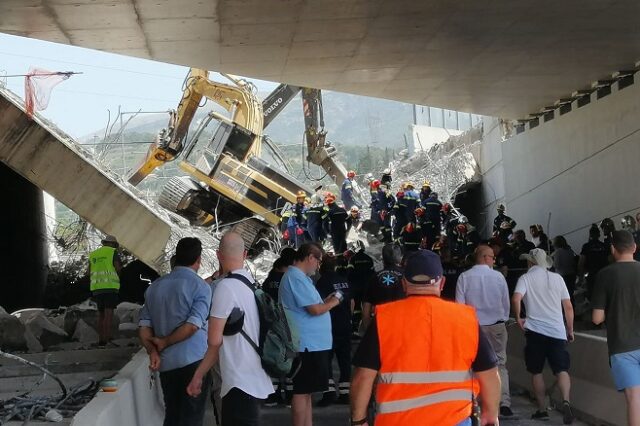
0, 87, 172, 271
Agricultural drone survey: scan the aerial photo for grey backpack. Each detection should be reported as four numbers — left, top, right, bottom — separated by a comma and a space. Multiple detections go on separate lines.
227, 273, 300, 378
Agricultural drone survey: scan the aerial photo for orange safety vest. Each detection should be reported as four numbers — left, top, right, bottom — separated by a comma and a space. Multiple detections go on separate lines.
375, 296, 480, 426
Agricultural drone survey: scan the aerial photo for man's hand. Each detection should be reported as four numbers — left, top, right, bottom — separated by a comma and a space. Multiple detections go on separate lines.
517, 318, 526, 331
151, 336, 168, 353
186, 374, 203, 397
567, 330, 575, 342
481, 412, 499, 426
149, 351, 161, 371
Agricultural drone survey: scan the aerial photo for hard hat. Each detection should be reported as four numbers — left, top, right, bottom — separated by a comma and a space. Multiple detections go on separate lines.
405, 223, 415, 233
442, 203, 451, 213
383, 168, 391, 175
371, 179, 381, 189
422, 180, 431, 188
621, 215, 636, 230
457, 223, 467, 233
396, 191, 405, 198
403, 181, 414, 189
365, 173, 374, 182
497, 203, 506, 211
347, 170, 356, 178
458, 215, 468, 224
325, 193, 336, 204
415, 207, 425, 217
296, 190, 306, 199
350, 206, 359, 213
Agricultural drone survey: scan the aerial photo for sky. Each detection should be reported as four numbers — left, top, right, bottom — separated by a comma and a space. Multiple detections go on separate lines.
0, 33, 278, 138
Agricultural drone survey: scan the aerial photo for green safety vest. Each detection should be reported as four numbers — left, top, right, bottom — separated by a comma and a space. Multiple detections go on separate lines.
89, 246, 120, 292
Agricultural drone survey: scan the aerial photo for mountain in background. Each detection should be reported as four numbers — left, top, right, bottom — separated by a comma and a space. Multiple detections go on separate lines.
81, 90, 414, 148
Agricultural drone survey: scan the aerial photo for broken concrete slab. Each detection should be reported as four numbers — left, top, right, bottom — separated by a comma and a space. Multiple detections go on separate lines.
24, 312, 68, 350
72, 320, 99, 345
0, 306, 27, 351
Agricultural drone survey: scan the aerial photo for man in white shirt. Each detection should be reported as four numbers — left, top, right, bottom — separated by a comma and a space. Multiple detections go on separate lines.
512, 248, 575, 424
456, 245, 512, 417
187, 232, 273, 426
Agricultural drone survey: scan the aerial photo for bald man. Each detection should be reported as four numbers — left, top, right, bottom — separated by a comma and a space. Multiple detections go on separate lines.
188, 232, 273, 426
456, 245, 513, 417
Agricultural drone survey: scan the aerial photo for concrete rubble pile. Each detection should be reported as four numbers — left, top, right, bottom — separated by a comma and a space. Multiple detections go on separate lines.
0, 301, 143, 353
390, 124, 483, 203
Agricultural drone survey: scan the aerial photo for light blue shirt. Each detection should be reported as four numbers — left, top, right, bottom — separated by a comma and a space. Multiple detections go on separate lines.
279, 266, 332, 352
139, 266, 211, 372
456, 264, 510, 326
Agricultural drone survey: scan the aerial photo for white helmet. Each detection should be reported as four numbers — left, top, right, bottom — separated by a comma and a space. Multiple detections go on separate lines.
383, 168, 391, 175
350, 206, 359, 213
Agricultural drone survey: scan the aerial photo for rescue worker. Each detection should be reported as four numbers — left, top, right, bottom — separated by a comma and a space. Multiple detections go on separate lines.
351, 250, 501, 426
392, 190, 407, 239
377, 185, 395, 243
305, 196, 327, 243
316, 255, 353, 406
402, 182, 420, 224
442, 203, 456, 241
361, 244, 405, 331
347, 241, 376, 338
341, 170, 358, 210
578, 224, 609, 301
419, 180, 432, 204
600, 217, 616, 247
346, 206, 363, 234
89, 235, 122, 345
285, 190, 307, 248
423, 191, 443, 249
453, 219, 480, 259
368, 179, 381, 220
414, 207, 427, 239
493, 204, 516, 243
400, 222, 422, 253
380, 168, 392, 187
621, 215, 640, 260
324, 193, 349, 253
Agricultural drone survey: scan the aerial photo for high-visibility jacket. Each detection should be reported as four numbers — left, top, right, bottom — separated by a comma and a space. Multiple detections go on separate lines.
376, 296, 479, 426
89, 246, 120, 292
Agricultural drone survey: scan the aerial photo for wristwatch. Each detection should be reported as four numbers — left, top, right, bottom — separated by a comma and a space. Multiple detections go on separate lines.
350, 418, 367, 425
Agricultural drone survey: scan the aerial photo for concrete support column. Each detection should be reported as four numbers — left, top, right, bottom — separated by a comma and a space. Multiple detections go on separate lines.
0, 163, 48, 312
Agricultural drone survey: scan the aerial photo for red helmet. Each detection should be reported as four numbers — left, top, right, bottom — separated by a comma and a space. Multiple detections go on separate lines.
371, 179, 381, 189
325, 193, 336, 205
396, 191, 405, 198
405, 223, 415, 233
442, 203, 451, 213
347, 170, 356, 178
457, 223, 467, 234
415, 207, 425, 217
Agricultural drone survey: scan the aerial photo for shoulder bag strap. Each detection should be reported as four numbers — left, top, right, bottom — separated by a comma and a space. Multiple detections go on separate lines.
226, 273, 262, 355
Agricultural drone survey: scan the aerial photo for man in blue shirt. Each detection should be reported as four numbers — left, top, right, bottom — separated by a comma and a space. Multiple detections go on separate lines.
138, 237, 212, 426
279, 243, 341, 426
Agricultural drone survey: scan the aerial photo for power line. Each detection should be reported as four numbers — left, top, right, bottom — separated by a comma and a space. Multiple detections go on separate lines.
0, 49, 184, 80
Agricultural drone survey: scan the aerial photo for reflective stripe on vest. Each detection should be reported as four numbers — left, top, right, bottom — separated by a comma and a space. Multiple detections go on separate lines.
379, 370, 472, 385
378, 389, 474, 414
89, 246, 120, 292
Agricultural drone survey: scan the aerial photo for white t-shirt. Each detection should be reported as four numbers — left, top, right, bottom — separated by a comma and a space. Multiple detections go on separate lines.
514, 265, 570, 340
210, 269, 273, 398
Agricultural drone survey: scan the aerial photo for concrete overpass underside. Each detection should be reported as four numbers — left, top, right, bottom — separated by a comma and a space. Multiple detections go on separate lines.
2, 1, 640, 119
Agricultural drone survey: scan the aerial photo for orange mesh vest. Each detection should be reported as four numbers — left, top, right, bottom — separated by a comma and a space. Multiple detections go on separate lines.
375, 296, 480, 426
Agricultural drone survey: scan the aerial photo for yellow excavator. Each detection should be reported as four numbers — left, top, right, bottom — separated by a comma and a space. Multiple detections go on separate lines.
128, 68, 317, 248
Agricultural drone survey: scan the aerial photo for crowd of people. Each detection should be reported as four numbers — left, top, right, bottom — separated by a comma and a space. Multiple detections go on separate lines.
86, 184, 640, 425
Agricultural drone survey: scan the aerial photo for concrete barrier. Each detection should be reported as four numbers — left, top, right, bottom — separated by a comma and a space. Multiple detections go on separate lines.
71, 349, 164, 426
506, 325, 625, 425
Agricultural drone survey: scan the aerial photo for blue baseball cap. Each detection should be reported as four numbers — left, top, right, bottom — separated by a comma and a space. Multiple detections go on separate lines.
403, 250, 444, 285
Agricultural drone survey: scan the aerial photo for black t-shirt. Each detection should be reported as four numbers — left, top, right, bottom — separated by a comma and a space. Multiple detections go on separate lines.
262, 269, 284, 301
353, 315, 497, 372
581, 239, 609, 276
364, 267, 405, 306
326, 205, 348, 234
316, 271, 352, 335
441, 261, 464, 301
349, 252, 376, 300
592, 261, 640, 356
